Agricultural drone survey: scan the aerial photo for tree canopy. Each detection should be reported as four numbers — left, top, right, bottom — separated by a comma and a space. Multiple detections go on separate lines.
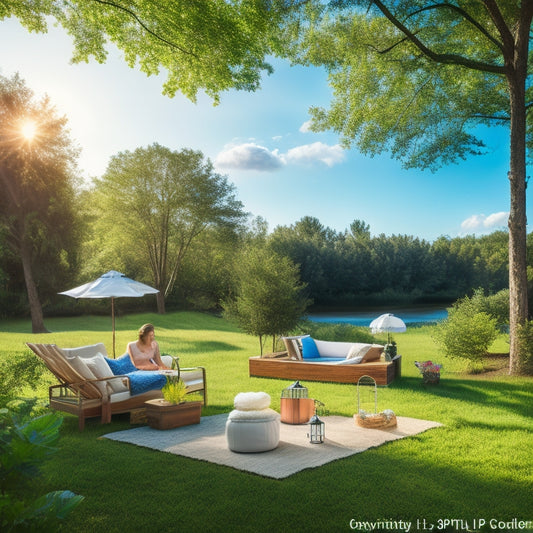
284, 0, 532, 373
0, 73, 80, 332
89, 143, 246, 313
1, 0, 294, 103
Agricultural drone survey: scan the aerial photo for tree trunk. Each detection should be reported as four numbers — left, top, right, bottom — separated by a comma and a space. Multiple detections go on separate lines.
156, 291, 166, 314
20, 239, 48, 333
507, 71, 528, 374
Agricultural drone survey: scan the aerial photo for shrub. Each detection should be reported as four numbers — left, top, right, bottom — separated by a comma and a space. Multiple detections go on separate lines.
0, 402, 84, 531
468, 288, 509, 329
432, 305, 498, 370
0, 351, 46, 402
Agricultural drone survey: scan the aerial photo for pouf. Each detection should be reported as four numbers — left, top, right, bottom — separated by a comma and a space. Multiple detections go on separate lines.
225, 392, 281, 453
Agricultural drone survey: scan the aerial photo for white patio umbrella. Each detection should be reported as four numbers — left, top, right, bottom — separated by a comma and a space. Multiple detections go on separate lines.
369, 313, 407, 344
59, 270, 159, 357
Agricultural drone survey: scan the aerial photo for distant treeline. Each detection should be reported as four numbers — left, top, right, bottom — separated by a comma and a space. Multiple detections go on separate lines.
2, 212, 531, 320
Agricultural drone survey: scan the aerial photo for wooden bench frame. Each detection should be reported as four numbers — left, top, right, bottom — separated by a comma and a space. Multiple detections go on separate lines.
249, 353, 401, 386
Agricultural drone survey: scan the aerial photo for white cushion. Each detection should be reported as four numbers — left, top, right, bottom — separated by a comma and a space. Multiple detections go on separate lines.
62, 343, 109, 360
346, 343, 372, 359
228, 408, 280, 421
314, 339, 358, 358
66, 355, 96, 380
234, 392, 271, 411
335, 356, 364, 365
65, 355, 107, 395
84, 352, 128, 393
109, 391, 133, 403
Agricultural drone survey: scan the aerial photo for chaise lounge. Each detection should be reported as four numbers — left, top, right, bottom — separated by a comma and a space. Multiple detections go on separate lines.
27, 342, 207, 430
249, 336, 401, 386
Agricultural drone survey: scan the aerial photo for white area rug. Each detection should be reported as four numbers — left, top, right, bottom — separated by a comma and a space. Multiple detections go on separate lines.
103, 414, 442, 479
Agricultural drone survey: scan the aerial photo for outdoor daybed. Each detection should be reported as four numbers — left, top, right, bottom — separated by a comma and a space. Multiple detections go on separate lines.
27, 342, 207, 430
249, 336, 401, 386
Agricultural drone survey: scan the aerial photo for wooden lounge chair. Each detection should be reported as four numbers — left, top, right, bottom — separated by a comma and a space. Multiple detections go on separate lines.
27, 342, 207, 431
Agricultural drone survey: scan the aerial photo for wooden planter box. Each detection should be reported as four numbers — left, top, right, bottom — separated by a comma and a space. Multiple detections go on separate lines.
145, 399, 202, 430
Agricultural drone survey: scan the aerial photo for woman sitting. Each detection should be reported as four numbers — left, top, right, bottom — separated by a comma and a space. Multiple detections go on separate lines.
127, 323, 169, 371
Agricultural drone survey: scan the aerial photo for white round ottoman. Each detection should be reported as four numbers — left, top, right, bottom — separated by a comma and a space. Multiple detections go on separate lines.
225, 392, 281, 453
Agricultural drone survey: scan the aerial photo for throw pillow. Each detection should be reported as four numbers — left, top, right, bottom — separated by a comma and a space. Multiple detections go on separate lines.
346, 343, 371, 360
105, 354, 137, 375
361, 345, 384, 362
301, 336, 320, 359
85, 352, 128, 393
65, 355, 106, 397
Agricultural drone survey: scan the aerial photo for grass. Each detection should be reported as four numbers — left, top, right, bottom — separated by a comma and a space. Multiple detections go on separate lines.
1, 312, 532, 532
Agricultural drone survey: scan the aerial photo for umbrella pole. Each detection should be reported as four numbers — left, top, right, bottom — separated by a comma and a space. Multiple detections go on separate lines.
112, 296, 115, 358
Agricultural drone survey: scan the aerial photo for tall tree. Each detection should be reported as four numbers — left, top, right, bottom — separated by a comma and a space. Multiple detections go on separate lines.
287, 0, 532, 373
0, 73, 79, 332
223, 247, 311, 354
91, 144, 246, 313
2, 0, 291, 103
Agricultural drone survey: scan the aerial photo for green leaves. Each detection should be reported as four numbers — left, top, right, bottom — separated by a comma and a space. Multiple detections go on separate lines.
223, 247, 311, 353
4, 1, 288, 103
89, 143, 246, 310
290, 1, 513, 170
0, 407, 83, 531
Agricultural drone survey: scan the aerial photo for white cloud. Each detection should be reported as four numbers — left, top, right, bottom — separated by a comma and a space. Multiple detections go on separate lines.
484, 211, 509, 228
461, 211, 509, 232
285, 142, 345, 167
215, 140, 346, 172
215, 143, 284, 171
299, 120, 312, 133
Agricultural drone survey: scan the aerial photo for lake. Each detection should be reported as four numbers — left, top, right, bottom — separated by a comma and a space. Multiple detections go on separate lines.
308, 306, 448, 327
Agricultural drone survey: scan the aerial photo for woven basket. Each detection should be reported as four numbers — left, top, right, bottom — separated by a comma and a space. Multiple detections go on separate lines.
422, 372, 440, 385
354, 412, 397, 429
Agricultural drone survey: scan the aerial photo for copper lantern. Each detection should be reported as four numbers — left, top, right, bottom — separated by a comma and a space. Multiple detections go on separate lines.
280, 381, 315, 425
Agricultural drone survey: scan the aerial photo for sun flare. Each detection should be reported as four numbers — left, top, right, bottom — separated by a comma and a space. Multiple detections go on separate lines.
20, 120, 37, 140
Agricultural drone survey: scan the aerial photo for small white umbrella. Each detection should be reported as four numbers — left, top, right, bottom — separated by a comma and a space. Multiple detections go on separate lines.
369, 313, 407, 344
59, 270, 159, 357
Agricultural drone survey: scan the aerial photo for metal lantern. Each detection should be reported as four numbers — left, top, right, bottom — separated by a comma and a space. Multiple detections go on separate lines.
307, 401, 325, 444
281, 381, 308, 399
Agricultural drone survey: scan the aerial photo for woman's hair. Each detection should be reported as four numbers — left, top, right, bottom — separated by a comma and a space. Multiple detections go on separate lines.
138, 323, 155, 342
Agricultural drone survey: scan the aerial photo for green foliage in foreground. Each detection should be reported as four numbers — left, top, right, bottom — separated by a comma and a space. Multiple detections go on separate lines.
0, 404, 84, 532
0, 312, 531, 532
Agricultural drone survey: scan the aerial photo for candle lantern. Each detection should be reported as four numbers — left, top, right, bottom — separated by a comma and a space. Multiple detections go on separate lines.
307, 401, 325, 444
280, 381, 315, 424
281, 381, 308, 399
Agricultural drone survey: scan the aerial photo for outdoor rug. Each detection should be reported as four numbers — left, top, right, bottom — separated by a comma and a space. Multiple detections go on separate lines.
102, 414, 442, 479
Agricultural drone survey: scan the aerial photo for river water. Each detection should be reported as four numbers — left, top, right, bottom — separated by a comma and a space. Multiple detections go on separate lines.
308, 306, 448, 327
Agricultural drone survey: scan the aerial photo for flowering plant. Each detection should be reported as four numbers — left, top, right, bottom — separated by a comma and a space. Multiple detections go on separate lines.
414, 361, 441, 374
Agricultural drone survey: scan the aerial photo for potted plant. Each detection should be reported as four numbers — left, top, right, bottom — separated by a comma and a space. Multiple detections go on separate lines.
414, 360, 442, 384
145, 356, 202, 430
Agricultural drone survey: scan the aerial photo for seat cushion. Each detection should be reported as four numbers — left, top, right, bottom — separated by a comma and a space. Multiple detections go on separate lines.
234, 391, 271, 411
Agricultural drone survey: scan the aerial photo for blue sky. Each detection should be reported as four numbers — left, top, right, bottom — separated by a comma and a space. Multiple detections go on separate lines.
1, 17, 523, 241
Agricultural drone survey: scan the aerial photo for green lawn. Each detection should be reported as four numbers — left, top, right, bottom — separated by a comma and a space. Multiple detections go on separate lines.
1, 312, 532, 533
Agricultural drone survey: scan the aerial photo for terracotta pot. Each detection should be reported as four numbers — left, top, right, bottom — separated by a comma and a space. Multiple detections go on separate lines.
145, 399, 202, 430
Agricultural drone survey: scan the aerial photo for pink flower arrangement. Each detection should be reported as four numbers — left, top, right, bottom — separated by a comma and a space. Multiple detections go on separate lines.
415, 360, 442, 374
